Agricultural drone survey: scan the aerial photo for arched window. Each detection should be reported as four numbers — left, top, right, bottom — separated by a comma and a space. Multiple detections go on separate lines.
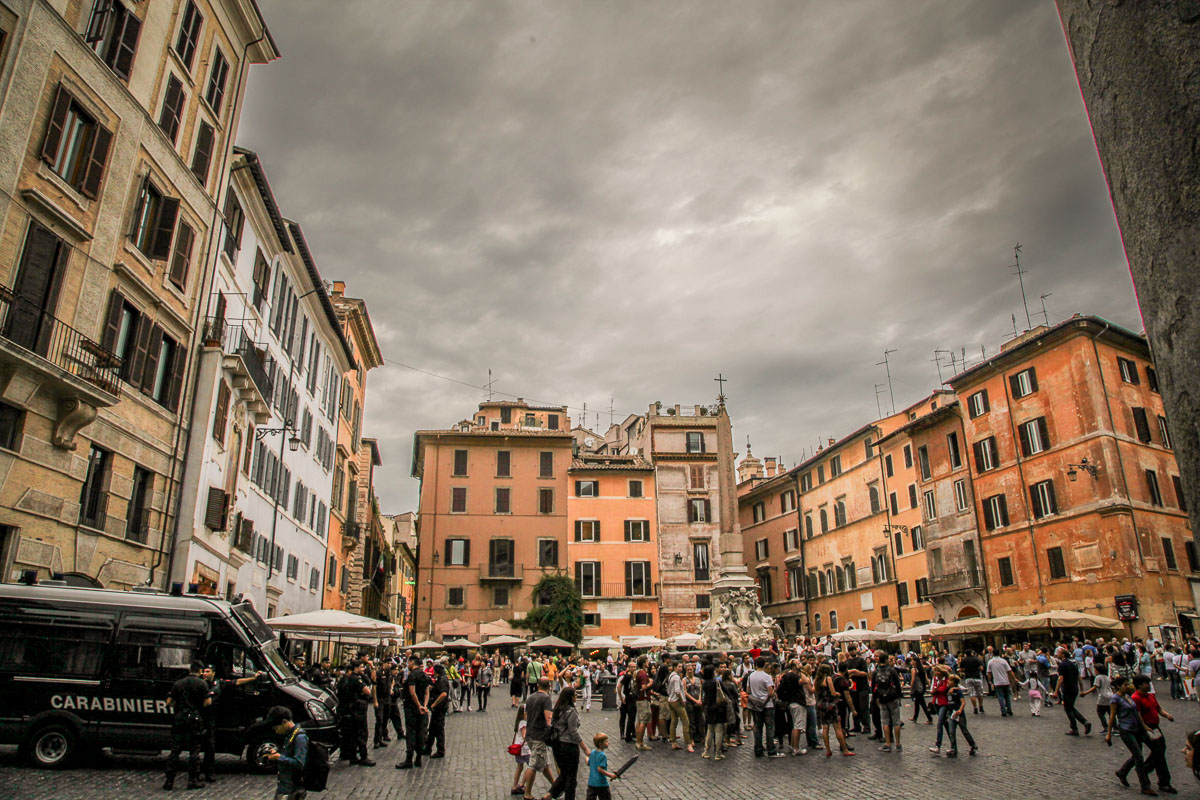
846, 561, 857, 589
835, 500, 847, 527
869, 485, 881, 514
805, 515, 814, 539
830, 610, 839, 631
835, 566, 846, 592
819, 509, 829, 533
814, 613, 822, 632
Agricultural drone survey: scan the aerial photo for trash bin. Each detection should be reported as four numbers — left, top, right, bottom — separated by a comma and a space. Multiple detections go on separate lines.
600, 678, 618, 710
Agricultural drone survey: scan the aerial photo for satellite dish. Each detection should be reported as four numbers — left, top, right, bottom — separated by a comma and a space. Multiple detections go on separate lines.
630, 447, 638, 455
584, 437, 596, 447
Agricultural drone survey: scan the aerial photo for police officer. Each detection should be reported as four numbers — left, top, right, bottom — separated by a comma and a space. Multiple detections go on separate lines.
385, 663, 405, 742
307, 657, 334, 691
423, 662, 450, 759
163, 661, 209, 791
336, 661, 375, 766
396, 655, 430, 769
198, 665, 264, 783
373, 660, 395, 749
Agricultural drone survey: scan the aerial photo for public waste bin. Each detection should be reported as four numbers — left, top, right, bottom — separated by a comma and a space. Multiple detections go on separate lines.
600, 678, 618, 710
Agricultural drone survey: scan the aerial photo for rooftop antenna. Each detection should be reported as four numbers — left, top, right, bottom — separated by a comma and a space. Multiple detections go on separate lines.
484, 369, 495, 401
874, 383, 887, 419
1008, 313, 1020, 340
608, 398, 615, 429
876, 349, 897, 414
1010, 243, 1032, 331
932, 349, 952, 384
1039, 293, 1053, 327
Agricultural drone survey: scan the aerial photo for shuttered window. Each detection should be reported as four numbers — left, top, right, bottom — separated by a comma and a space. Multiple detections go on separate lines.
982, 493, 1009, 530
222, 190, 244, 260
1010, 367, 1038, 398
169, 220, 194, 290
574, 520, 599, 542
1030, 480, 1058, 519
203, 486, 228, 530
1018, 417, 1051, 457
539, 451, 554, 477
624, 520, 649, 542
625, 561, 651, 597
174, 1, 203, 71
205, 48, 229, 114
157, 74, 186, 143
190, 121, 214, 185
538, 488, 554, 514
496, 450, 511, 477
212, 380, 230, 445
687, 498, 711, 523
86, 0, 142, 81
452, 449, 468, 476
972, 436, 998, 472
1131, 407, 1152, 443
41, 84, 113, 199
130, 178, 179, 260
967, 389, 990, 418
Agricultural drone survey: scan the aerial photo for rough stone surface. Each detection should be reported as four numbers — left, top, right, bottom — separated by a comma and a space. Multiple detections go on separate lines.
695, 586, 784, 650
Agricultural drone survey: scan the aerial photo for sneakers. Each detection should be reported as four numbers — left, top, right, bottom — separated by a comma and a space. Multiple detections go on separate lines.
928, 746, 941, 754
895, 744, 902, 752
968, 747, 977, 756
1084, 722, 1093, 735
878, 745, 892, 752
945, 750, 958, 758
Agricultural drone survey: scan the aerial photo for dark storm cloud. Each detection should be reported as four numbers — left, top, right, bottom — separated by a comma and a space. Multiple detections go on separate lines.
237, 0, 1139, 510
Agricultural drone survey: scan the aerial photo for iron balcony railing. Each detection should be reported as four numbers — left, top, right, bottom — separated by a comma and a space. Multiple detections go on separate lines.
206, 318, 274, 405
0, 288, 121, 396
479, 563, 524, 581
927, 568, 984, 596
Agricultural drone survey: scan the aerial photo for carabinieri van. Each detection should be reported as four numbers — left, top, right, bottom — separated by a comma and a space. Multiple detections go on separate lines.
0, 581, 338, 769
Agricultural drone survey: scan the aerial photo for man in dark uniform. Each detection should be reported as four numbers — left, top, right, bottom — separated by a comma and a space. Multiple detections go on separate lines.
423, 663, 451, 759
336, 661, 376, 766
198, 664, 263, 783
396, 655, 430, 769
306, 657, 334, 691
378, 662, 404, 746
373, 660, 394, 749
163, 661, 210, 791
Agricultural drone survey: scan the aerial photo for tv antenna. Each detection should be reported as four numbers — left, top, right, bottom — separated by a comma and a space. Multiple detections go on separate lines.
608, 398, 615, 429
1010, 243, 1032, 331
484, 369, 496, 401
932, 349, 953, 384
874, 383, 887, 419
1039, 293, 1053, 327
876, 349, 897, 414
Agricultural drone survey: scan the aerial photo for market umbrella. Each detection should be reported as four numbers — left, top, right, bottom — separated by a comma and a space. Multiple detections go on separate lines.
931, 614, 1025, 637
672, 633, 702, 646
1014, 610, 1124, 632
479, 618, 520, 636
482, 635, 528, 647
529, 635, 574, 648
625, 635, 668, 648
580, 637, 624, 649
410, 639, 444, 650
443, 638, 481, 648
434, 618, 477, 638
266, 609, 403, 641
887, 622, 946, 642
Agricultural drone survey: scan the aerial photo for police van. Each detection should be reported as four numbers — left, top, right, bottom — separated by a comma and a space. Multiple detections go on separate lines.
0, 582, 338, 769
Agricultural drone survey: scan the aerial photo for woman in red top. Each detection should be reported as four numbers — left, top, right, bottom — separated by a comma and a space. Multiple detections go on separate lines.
928, 663, 953, 754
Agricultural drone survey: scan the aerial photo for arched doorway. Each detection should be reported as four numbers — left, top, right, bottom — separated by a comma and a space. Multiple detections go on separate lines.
957, 606, 981, 620
61, 572, 101, 588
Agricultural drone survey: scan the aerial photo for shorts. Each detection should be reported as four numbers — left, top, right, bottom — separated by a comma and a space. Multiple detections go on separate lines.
636, 700, 652, 725
514, 753, 529, 765
964, 678, 985, 697
528, 740, 550, 771
275, 792, 307, 800
788, 703, 806, 732
879, 700, 902, 728
586, 787, 612, 800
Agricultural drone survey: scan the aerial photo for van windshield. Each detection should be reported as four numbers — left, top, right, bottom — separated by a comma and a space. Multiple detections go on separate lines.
231, 602, 276, 645
260, 640, 298, 683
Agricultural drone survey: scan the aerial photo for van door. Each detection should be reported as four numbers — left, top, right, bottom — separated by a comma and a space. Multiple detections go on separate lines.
202, 639, 271, 745
105, 614, 207, 749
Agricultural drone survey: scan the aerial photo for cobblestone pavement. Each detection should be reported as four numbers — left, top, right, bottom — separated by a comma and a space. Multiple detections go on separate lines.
1, 689, 1198, 800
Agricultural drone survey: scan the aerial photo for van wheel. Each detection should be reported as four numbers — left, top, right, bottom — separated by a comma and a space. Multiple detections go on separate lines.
26, 723, 77, 769
245, 732, 278, 775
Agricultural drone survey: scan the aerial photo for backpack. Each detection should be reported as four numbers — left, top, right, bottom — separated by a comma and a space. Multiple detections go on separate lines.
301, 733, 330, 793
874, 669, 902, 703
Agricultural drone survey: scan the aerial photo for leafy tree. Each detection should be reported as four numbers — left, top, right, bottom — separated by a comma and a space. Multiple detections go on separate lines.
514, 573, 583, 644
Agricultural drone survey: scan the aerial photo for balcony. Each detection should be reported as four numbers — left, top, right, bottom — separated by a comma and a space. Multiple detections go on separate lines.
0, 288, 121, 448
342, 521, 361, 550
927, 568, 984, 597
479, 563, 524, 582
205, 318, 273, 421
586, 582, 658, 600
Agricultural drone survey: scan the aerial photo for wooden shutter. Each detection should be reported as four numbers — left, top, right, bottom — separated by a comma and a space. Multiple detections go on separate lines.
997, 494, 1009, 526
1132, 407, 1152, 443
1009, 374, 1021, 397
1027, 368, 1038, 393
139, 324, 163, 394
704, 499, 711, 521
1017, 422, 1031, 457
112, 10, 142, 81
1036, 417, 1050, 449
980, 389, 990, 413
166, 341, 186, 411
204, 486, 228, 530
190, 121, 214, 184
101, 290, 124, 352
150, 196, 179, 260
624, 520, 631, 542
574, 520, 582, 542
983, 498, 995, 530
84, 1, 112, 43
81, 124, 112, 199
213, 381, 230, 443
1029, 484, 1043, 519
40, 85, 72, 165
625, 562, 633, 597
686, 499, 695, 523
574, 480, 582, 496
1044, 481, 1057, 514
125, 315, 152, 382
593, 520, 600, 541
169, 220, 193, 288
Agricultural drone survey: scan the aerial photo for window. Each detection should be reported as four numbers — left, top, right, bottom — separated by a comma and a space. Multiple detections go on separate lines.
524, 413, 535, 427
829, 610, 838, 631
286, 554, 298, 581
499, 407, 511, 424
211, 380, 230, 445
814, 613, 822, 632
787, 566, 802, 599
539, 451, 554, 477
1146, 469, 1164, 506
896, 581, 910, 606
687, 498, 711, 523
1010, 367, 1038, 398
869, 484, 881, 514
538, 538, 558, 567
903, 445, 913, 469
575, 562, 600, 597
125, 466, 152, 543
914, 577, 929, 603
84, 0, 141, 81
819, 508, 829, 533
157, 74, 185, 143
174, 1, 203, 70
575, 520, 599, 542
494, 487, 511, 514
1117, 356, 1140, 384
910, 525, 923, 550
947, 431, 962, 470
816, 465, 825, 484
222, 190, 244, 260
784, 528, 799, 552
309, 567, 319, 591
1047, 546, 1067, 579
628, 479, 643, 498
538, 488, 554, 514
967, 389, 990, 418
547, 413, 559, 430
1186, 541, 1199, 572
630, 612, 653, 627
829, 455, 842, 478
79, 444, 111, 529
190, 121, 215, 186
624, 520, 650, 542
205, 48, 229, 114
908, 484, 918, 509
1162, 537, 1178, 571
326, 556, 337, 587
445, 538, 469, 566
447, 587, 464, 607
576, 480, 598, 497
450, 487, 466, 513
696, 594, 711, 610
1174, 475, 1188, 512
894, 531, 904, 556
488, 539, 514, 577
781, 490, 796, 513
758, 571, 773, 604
1030, 480, 1058, 519
1018, 417, 1050, 456
491, 586, 509, 606
834, 499, 846, 526
998, 556, 1015, 587
1130, 407, 1153, 443
923, 489, 936, 520
888, 492, 898, 516
973, 436, 998, 472
917, 446, 931, 480
881, 605, 890, 620
452, 449, 468, 476
0, 402, 24, 452
804, 514, 813, 539
130, 178, 179, 260
582, 613, 600, 627
755, 538, 769, 561
1146, 366, 1160, 393
752, 502, 765, 523
983, 493, 1009, 530
689, 464, 706, 489
1158, 416, 1172, 449
625, 561, 651, 597
884, 454, 893, 478
800, 472, 812, 492
169, 220, 194, 289
686, 432, 705, 453
871, 552, 889, 583
864, 437, 874, 460
693, 542, 710, 581
41, 85, 113, 199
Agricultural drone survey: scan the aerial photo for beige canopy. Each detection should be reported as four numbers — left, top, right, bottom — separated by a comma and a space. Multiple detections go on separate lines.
434, 618, 477, 637
932, 611, 1123, 637
529, 635, 574, 648
479, 618, 520, 636
482, 635, 527, 647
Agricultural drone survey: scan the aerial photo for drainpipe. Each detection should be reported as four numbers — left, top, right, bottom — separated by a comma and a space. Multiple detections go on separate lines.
792, 472, 809, 636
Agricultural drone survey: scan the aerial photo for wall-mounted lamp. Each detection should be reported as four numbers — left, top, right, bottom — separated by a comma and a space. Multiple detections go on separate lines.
1066, 458, 1100, 482
433, 551, 440, 564
673, 552, 683, 566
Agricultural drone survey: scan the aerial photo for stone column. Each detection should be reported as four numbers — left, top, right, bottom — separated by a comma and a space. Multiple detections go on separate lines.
711, 403, 753, 593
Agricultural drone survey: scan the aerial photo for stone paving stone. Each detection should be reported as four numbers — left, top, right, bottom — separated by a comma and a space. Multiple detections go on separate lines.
0, 689, 1196, 799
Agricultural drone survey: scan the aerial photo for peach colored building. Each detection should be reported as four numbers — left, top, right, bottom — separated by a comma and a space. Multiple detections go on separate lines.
567, 452, 659, 640
737, 449, 805, 634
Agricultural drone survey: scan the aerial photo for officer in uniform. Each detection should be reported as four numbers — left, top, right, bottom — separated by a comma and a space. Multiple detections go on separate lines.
384, 662, 405, 743
336, 661, 375, 766
198, 665, 263, 783
306, 657, 334, 692
423, 662, 451, 759
396, 655, 430, 769
163, 661, 210, 791
373, 661, 394, 748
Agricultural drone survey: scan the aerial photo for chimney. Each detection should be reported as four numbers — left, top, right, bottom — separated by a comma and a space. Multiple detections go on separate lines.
764, 456, 778, 478
828, 438, 836, 447
331, 280, 345, 297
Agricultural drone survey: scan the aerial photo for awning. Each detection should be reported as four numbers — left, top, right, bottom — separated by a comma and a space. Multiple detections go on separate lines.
529, 635, 574, 648
266, 609, 403, 642
482, 635, 528, 647
887, 622, 946, 642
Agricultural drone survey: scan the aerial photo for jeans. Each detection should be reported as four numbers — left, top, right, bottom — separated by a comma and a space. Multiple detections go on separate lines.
1167, 671, 1183, 699
751, 708, 777, 755
1117, 729, 1152, 789
666, 700, 692, 745
548, 742, 580, 800
806, 706, 819, 749
947, 713, 976, 753
934, 706, 952, 749
476, 686, 490, 710
619, 702, 636, 740
703, 721, 726, 757
1145, 728, 1172, 788
994, 684, 1013, 716
1060, 689, 1090, 732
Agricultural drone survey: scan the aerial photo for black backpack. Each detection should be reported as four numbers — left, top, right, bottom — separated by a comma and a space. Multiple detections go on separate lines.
302, 734, 330, 793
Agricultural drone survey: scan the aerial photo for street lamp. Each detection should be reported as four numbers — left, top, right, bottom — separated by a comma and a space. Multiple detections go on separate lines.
1066, 458, 1100, 482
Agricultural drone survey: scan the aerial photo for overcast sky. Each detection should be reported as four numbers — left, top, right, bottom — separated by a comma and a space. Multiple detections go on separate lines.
237, 0, 1140, 514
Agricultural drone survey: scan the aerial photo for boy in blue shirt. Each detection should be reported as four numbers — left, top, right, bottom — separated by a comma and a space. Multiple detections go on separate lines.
265, 706, 308, 799
587, 732, 618, 800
